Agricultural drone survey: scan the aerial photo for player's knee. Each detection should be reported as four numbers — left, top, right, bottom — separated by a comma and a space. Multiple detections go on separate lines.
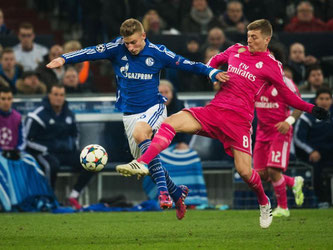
258, 170, 269, 182
237, 168, 252, 180
133, 128, 152, 144
267, 167, 282, 182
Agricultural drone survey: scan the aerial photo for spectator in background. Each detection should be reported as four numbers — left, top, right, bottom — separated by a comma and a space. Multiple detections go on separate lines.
181, 36, 202, 62
327, 18, 333, 31
142, 9, 167, 36
200, 27, 233, 55
159, 80, 191, 150
178, 37, 211, 92
0, 86, 25, 161
25, 84, 95, 209
287, 42, 317, 85
36, 44, 64, 90
0, 9, 12, 35
0, 48, 23, 94
62, 67, 90, 94
284, 1, 327, 32
63, 40, 93, 90
294, 87, 333, 207
16, 71, 47, 95
299, 64, 328, 93
181, 0, 221, 34
220, 0, 248, 34
13, 22, 48, 71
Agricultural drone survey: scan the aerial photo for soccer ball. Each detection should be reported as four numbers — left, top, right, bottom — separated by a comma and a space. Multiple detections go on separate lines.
80, 144, 108, 172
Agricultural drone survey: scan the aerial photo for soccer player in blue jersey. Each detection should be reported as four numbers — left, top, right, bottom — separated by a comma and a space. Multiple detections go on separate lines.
47, 18, 223, 220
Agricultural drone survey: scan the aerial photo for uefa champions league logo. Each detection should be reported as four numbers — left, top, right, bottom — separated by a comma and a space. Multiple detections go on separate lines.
96, 44, 106, 53
145, 57, 154, 66
0, 127, 12, 146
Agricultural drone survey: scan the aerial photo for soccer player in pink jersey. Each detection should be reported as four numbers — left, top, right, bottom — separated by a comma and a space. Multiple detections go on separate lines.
116, 19, 329, 228
254, 74, 305, 218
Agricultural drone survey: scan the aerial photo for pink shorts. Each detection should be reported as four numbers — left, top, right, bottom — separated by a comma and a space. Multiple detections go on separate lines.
184, 105, 252, 157
253, 133, 292, 172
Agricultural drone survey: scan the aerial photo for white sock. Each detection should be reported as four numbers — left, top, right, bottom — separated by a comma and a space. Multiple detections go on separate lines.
69, 189, 80, 199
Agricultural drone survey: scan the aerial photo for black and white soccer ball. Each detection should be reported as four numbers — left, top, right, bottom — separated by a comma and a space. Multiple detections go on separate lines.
80, 144, 108, 172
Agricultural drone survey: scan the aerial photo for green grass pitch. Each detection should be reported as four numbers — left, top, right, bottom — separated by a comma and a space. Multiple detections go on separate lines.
0, 209, 332, 249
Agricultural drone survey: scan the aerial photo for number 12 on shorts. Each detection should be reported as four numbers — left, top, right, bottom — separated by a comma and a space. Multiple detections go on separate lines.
271, 151, 281, 163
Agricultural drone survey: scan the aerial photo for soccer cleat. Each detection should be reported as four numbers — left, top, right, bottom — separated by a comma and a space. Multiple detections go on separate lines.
116, 160, 149, 178
272, 206, 290, 217
293, 176, 304, 206
175, 185, 189, 220
259, 197, 273, 229
158, 191, 173, 209
68, 197, 82, 210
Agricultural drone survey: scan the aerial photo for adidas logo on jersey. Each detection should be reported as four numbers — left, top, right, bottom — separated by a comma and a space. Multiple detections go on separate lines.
234, 54, 240, 58
121, 55, 128, 61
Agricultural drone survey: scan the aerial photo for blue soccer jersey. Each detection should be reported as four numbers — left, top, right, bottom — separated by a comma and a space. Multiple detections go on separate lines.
62, 37, 218, 113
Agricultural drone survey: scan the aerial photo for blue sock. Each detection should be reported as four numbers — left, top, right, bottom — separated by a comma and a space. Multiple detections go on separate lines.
164, 167, 182, 202
139, 139, 168, 193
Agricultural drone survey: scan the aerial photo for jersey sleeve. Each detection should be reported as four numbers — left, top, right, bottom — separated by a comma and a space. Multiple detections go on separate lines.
155, 44, 218, 77
207, 45, 235, 69
16, 120, 26, 151
294, 115, 314, 154
265, 60, 314, 113
62, 39, 121, 64
25, 116, 48, 153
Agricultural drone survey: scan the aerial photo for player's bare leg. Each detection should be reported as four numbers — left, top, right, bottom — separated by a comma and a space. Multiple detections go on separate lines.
233, 150, 272, 228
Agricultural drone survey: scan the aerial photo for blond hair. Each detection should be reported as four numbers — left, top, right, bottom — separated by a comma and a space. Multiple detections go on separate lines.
247, 19, 272, 37
120, 18, 144, 37
159, 79, 174, 92
63, 40, 82, 53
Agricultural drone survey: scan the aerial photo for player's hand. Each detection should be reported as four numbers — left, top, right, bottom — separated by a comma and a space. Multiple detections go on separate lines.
214, 71, 229, 83
311, 106, 330, 120
274, 121, 290, 134
309, 150, 321, 163
46, 57, 65, 68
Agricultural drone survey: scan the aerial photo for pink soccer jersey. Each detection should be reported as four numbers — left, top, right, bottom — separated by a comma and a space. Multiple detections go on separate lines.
208, 44, 314, 123
255, 77, 301, 141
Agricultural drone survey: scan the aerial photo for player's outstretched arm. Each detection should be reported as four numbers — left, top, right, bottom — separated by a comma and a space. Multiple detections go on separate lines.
46, 57, 65, 69
311, 106, 330, 120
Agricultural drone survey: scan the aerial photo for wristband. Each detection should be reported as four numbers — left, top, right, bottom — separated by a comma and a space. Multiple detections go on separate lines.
285, 116, 295, 125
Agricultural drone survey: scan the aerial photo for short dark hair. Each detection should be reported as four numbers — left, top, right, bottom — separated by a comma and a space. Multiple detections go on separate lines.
48, 84, 65, 94
0, 86, 12, 94
315, 87, 332, 99
268, 43, 286, 65
22, 71, 39, 80
0, 47, 14, 59
306, 64, 322, 80
19, 22, 34, 31
247, 19, 272, 37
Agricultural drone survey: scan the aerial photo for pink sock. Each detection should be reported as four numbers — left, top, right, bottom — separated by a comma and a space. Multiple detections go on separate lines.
283, 175, 295, 188
272, 176, 288, 209
244, 170, 268, 206
138, 123, 176, 164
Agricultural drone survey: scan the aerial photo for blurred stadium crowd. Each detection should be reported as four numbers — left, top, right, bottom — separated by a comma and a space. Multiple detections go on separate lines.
0, 0, 333, 209
0, 0, 333, 94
